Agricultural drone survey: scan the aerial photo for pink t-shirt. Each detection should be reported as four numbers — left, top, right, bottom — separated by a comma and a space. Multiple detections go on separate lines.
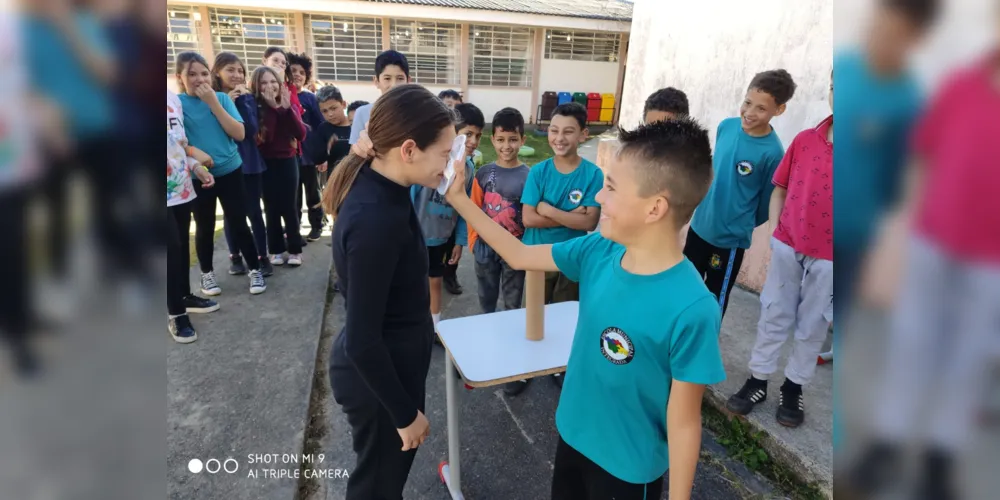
912, 53, 1000, 265
772, 116, 833, 261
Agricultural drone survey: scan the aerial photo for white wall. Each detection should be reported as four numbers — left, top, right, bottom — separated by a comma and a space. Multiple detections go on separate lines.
537, 59, 620, 103
620, 0, 833, 147
465, 87, 534, 125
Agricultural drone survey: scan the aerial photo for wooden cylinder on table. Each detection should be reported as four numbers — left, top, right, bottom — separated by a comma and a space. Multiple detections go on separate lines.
525, 270, 544, 341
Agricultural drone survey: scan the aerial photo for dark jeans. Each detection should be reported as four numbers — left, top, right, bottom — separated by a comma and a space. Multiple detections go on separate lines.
224, 172, 267, 260
192, 167, 261, 273
683, 229, 746, 318
551, 437, 664, 500
296, 159, 325, 229
474, 244, 524, 313
262, 157, 302, 255
167, 202, 193, 315
0, 189, 30, 345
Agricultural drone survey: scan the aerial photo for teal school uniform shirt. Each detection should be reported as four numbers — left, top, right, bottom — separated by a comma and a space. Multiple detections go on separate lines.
833, 49, 921, 247
178, 93, 245, 176
551, 233, 726, 484
521, 157, 604, 245
690, 117, 784, 249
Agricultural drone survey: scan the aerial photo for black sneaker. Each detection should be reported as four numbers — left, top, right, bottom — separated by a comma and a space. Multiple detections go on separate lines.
307, 226, 323, 241
443, 275, 463, 295
183, 295, 220, 314
849, 441, 901, 495
259, 258, 274, 277
169, 315, 198, 344
504, 379, 531, 396
917, 447, 956, 500
726, 377, 768, 415
776, 378, 804, 427
228, 255, 247, 275
552, 372, 564, 388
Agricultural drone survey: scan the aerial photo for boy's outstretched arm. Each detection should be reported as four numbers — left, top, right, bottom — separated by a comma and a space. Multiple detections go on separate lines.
446, 165, 558, 272
666, 380, 706, 500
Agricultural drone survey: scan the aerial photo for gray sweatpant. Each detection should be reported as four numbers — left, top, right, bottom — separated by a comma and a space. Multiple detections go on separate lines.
873, 235, 1000, 450
749, 237, 833, 386
474, 243, 525, 313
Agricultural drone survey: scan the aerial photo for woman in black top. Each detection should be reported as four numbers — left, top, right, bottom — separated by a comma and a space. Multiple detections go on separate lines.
321, 84, 457, 499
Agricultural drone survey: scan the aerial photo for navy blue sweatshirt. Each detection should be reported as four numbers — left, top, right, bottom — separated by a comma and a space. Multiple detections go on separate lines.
297, 91, 324, 166
330, 163, 434, 428
303, 122, 352, 167
233, 94, 266, 175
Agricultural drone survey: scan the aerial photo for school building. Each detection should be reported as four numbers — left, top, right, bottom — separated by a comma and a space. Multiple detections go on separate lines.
167, 0, 633, 124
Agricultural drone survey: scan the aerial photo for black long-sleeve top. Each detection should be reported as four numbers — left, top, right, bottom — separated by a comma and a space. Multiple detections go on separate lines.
331, 162, 433, 428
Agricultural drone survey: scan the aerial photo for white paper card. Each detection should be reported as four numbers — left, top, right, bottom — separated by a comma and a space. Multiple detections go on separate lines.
437, 134, 467, 196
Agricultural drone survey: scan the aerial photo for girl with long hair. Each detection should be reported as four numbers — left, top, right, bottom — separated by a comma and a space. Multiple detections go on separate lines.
249, 65, 307, 266
322, 84, 454, 500
211, 51, 273, 276
261, 47, 304, 120
174, 51, 267, 296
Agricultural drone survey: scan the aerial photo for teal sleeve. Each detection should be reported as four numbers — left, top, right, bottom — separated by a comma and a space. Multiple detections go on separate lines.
669, 297, 726, 385
551, 232, 600, 282
410, 185, 421, 205
581, 165, 604, 207
455, 217, 468, 247
220, 94, 244, 123
521, 165, 543, 207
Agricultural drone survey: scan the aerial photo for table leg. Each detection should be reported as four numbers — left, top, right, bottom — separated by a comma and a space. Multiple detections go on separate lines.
442, 349, 464, 499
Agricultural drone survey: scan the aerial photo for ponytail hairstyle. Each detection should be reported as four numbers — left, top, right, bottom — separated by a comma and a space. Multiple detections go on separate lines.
321, 84, 455, 218
174, 51, 210, 94
248, 65, 284, 143
211, 52, 247, 92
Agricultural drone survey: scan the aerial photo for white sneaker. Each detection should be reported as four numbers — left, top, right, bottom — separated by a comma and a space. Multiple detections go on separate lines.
270, 253, 286, 266
248, 269, 266, 295
286, 254, 302, 266
200, 271, 222, 296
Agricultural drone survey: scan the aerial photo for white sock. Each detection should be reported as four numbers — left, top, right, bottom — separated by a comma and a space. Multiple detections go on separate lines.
432, 313, 441, 325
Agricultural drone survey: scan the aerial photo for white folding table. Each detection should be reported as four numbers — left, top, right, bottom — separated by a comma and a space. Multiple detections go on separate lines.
435, 301, 579, 499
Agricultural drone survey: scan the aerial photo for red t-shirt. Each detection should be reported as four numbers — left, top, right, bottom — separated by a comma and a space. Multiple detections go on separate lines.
912, 53, 1000, 265
772, 116, 833, 261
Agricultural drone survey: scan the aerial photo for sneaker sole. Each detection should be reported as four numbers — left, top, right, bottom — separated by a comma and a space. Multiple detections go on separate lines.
171, 333, 198, 344
250, 287, 266, 295
725, 399, 756, 416
201, 288, 222, 296
287, 261, 302, 267
228, 269, 247, 275
307, 236, 321, 242
186, 304, 221, 314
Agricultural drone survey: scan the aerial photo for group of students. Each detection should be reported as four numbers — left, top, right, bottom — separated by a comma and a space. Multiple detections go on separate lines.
166, 47, 369, 343
318, 45, 836, 499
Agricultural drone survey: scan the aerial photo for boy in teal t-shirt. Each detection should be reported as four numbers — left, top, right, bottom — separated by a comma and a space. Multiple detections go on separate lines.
446, 119, 725, 499
685, 70, 795, 317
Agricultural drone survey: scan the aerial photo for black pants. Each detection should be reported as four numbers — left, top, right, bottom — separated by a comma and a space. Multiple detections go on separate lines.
683, 229, 746, 318
262, 158, 303, 255
551, 437, 664, 500
0, 189, 30, 346
444, 231, 459, 284
296, 159, 324, 229
167, 203, 193, 315
223, 171, 267, 260
329, 334, 432, 500
192, 167, 261, 273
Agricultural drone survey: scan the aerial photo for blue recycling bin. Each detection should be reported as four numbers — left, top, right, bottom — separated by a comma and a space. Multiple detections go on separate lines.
557, 92, 572, 105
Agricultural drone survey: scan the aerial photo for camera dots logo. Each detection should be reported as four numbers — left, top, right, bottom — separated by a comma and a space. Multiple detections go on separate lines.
188, 458, 239, 474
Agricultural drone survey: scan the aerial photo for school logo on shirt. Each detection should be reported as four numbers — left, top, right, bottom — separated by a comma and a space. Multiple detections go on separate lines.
736, 161, 754, 176
568, 189, 584, 205
600, 327, 634, 365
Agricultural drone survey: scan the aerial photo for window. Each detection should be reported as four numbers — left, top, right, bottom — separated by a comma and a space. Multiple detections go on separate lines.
389, 20, 460, 85
167, 5, 200, 74
305, 15, 382, 82
468, 25, 534, 87
544, 29, 621, 62
209, 8, 296, 69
